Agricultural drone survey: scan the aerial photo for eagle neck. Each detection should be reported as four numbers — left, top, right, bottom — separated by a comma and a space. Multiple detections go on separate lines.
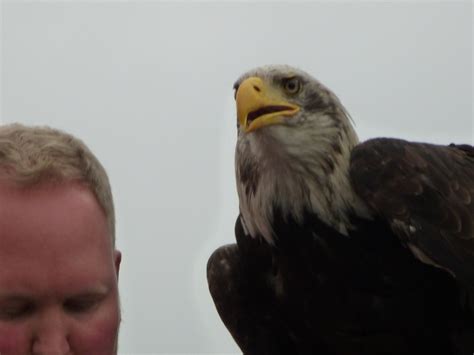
236, 121, 371, 244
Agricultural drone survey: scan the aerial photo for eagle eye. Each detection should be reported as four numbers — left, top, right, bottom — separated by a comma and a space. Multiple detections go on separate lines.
282, 77, 301, 95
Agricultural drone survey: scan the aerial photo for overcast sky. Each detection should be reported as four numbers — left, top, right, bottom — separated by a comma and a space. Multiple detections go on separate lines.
1, 1, 472, 354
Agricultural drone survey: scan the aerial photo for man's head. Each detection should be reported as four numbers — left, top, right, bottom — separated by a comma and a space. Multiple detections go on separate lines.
0, 124, 121, 354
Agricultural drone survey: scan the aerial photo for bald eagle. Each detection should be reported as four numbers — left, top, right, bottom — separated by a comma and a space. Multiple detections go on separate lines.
207, 65, 474, 355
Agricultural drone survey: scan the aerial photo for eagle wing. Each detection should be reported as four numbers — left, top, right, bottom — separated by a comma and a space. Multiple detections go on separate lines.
350, 138, 474, 286
206, 218, 301, 355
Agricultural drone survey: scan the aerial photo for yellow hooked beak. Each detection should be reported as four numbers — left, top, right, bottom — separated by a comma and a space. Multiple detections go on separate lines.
236, 77, 300, 133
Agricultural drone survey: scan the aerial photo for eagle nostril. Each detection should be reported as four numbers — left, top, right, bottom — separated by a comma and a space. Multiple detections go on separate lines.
253, 85, 261, 92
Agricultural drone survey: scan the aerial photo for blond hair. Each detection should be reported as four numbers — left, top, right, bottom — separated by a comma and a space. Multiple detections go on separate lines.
0, 123, 115, 245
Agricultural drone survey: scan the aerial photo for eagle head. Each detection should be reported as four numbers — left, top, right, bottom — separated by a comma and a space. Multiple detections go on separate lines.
234, 65, 350, 136
233, 65, 370, 244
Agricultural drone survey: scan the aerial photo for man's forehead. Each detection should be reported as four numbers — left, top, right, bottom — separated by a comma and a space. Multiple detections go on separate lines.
0, 180, 111, 254
0, 176, 88, 195
0, 180, 116, 296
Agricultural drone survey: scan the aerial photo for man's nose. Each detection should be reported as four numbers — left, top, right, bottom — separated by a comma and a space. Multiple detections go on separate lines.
32, 309, 71, 355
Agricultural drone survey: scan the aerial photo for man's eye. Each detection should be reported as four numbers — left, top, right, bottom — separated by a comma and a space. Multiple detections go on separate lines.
0, 302, 34, 320
64, 296, 102, 314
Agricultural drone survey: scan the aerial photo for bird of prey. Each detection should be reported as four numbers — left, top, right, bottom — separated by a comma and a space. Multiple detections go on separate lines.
207, 65, 474, 355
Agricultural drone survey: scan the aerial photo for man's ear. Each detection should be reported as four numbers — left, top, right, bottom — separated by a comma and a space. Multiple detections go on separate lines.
114, 250, 122, 278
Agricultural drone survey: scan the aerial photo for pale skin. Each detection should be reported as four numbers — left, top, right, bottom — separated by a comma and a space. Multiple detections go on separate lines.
0, 181, 121, 354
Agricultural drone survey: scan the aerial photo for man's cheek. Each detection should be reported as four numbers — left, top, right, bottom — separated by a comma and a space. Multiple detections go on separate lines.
0, 325, 30, 354
73, 310, 121, 353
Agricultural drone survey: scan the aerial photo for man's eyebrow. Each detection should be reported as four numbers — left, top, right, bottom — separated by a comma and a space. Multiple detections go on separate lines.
0, 285, 110, 300
0, 293, 32, 301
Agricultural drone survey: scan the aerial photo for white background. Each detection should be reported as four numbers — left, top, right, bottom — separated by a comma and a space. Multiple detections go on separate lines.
1, 1, 472, 354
